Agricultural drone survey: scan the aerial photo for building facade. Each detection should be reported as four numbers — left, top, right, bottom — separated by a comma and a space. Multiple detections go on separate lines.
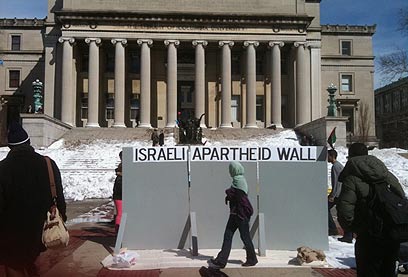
0, 0, 376, 138
375, 77, 408, 149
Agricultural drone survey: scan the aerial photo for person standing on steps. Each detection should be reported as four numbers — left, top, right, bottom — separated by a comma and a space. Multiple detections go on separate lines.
151, 129, 159, 147
113, 151, 123, 233
159, 130, 164, 147
209, 161, 258, 269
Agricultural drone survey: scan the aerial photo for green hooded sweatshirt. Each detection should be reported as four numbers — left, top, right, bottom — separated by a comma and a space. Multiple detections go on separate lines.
229, 161, 248, 194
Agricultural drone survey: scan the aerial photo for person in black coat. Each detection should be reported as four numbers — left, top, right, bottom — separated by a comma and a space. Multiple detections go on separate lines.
0, 122, 66, 276
159, 130, 165, 147
113, 151, 123, 233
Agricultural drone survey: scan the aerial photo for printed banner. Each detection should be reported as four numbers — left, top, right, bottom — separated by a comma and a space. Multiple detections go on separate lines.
190, 146, 317, 162
132, 146, 317, 162
133, 146, 188, 162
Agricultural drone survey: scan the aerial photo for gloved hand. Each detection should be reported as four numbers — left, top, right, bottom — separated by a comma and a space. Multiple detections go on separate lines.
225, 196, 229, 205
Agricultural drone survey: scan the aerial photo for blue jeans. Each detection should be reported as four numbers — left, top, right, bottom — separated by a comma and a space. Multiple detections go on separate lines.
215, 214, 257, 266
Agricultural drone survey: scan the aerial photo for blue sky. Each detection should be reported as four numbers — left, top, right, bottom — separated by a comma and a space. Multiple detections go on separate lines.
0, 0, 407, 89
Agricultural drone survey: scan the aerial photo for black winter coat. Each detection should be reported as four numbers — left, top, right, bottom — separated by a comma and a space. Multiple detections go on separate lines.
337, 155, 404, 235
113, 175, 122, 200
0, 144, 66, 267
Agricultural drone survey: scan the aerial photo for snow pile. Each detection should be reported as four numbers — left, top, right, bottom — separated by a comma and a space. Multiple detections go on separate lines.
0, 130, 407, 200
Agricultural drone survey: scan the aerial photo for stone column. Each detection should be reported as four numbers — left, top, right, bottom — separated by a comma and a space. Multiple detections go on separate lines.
193, 40, 208, 128
137, 39, 153, 128
219, 41, 234, 128
244, 41, 259, 129
111, 39, 127, 128
294, 42, 310, 125
85, 38, 101, 127
309, 42, 322, 120
269, 41, 284, 128
58, 37, 75, 126
164, 40, 179, 128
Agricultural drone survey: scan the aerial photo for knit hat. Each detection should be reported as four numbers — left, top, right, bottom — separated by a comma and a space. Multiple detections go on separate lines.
7, 121, 30, 146
348, 142, 368, 158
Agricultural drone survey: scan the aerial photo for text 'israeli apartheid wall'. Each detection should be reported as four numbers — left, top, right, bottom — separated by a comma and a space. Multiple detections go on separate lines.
121, 146, 328, 251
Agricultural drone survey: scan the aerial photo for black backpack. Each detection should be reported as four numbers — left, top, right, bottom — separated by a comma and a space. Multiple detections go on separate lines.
366, 180, 408, 242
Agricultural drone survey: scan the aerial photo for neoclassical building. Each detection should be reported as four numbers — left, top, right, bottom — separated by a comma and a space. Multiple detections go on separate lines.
0, 0, 376, 138
375, 77, 408, 149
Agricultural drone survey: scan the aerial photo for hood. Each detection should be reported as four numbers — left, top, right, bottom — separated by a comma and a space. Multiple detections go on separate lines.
229, 161, 248, 194
229, 161, 245, 177
338, 155, 389, 183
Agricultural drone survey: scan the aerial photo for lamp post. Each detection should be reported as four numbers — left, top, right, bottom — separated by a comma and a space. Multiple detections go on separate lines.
327, 83, 337, 117
32, 79, 43, 113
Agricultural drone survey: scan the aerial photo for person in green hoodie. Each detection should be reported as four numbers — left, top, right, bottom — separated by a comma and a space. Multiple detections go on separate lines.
337, 143, 405, 277
208, 161, 258, 269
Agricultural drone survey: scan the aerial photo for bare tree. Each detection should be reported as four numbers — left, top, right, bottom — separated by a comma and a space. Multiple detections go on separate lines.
377, 8, 408, 83
357, 102, 371, 143
398, 8, 408, 35
378, 48, 408, 82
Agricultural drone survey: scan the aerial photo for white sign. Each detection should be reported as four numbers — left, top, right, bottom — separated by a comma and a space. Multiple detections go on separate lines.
132, 146, 318, 162
190, 146, 317, 162
133, 146, 187, 162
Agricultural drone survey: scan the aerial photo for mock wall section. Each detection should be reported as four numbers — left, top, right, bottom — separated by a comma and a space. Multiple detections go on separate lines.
121, 145, 328, 251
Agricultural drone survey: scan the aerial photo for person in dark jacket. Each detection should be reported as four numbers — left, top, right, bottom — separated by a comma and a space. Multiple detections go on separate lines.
209, 161, 258, 269
327, 149, 353, 243
151, 129, 159, 147
337, 143, 405, 277
0, 122, 66, 276
113, 151, 123, 233
159, 130, 165, 147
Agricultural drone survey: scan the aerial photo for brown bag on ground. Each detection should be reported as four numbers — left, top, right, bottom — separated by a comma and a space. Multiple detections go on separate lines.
296, 246, 326, 265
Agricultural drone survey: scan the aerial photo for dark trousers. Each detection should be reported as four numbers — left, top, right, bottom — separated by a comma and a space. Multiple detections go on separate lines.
215, 215, 257, 266
355, 234, 399, 277
328, 201, 338, 234
328, 200, 353, 239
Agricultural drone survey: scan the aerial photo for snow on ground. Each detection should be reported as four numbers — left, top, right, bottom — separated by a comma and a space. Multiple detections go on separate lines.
0, 129, 407, 269
1, 129, 406, 200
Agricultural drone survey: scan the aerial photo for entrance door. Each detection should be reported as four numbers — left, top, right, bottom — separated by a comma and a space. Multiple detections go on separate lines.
177, 81, 195, 119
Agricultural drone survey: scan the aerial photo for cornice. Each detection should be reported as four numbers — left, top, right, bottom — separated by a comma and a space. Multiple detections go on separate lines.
0, 18, 45, 28
321, 24, 376, 35
55, 10, 314, 30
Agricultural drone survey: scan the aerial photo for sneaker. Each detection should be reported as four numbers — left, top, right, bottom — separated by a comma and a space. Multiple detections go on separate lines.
338, 237, 353, 243
241, 260, 258, 267
208, 258, 226, 269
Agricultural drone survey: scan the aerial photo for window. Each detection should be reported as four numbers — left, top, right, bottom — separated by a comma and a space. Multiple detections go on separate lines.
106, 52, 114, 73
129, 51, 140, 74
342, 107, 354, 134
231, 53, 241, 75
256, 95, 264, 121
256, 53, 264, 75
81, 53, 89, 72
106, 94, 114, 119
402, 89, 408, 108
130, 94, 140, 121
341, 40, 352, 56
341, 74, 353, 93
231, 95, 240, 122
393, 90, 401, 112
375, 97, 381, 115
11, 35, 21, 51
9, 70, 20, 88
81, 94, 88, 119
385, 94, 392, 113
